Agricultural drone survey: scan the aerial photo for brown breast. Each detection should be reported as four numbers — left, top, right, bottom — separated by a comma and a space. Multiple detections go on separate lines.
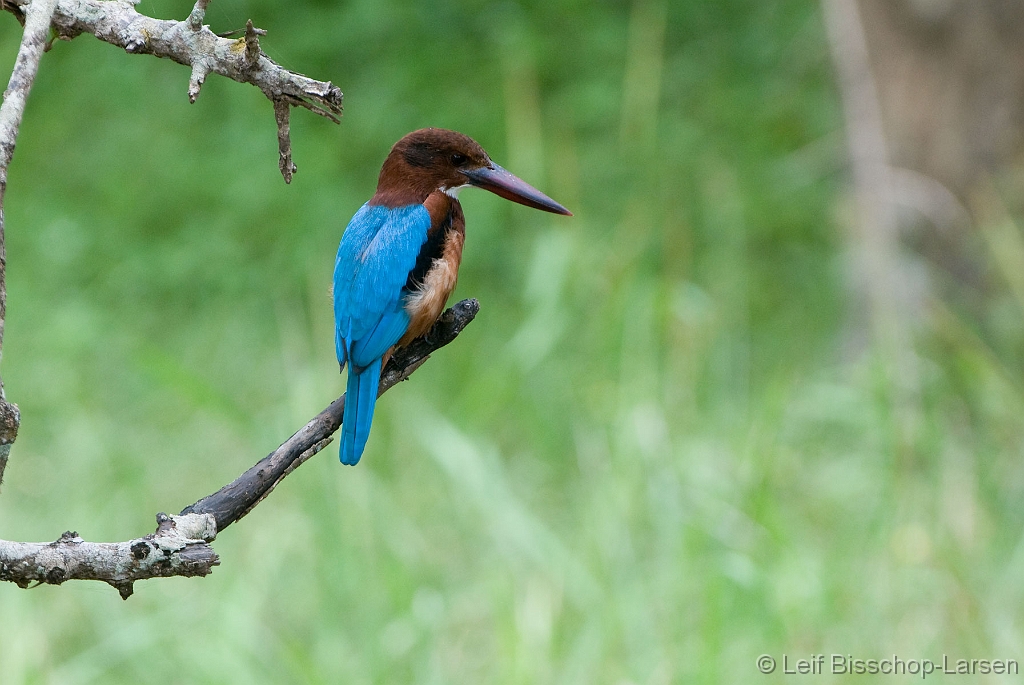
399, 191, 466, 346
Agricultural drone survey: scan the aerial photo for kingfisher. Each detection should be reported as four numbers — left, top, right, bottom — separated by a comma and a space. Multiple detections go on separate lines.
333, 128, 571, 465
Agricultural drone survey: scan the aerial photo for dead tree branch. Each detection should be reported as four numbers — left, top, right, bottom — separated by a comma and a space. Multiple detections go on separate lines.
0, 0, 471, 602
0, 0, 57, 487
0, 515, 220, 600
2, 0, 343, 183
0, 299, 480, 598
182, 299, 480, 532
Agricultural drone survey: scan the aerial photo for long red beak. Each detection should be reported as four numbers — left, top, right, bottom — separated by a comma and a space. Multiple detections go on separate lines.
461, 163, 572, 216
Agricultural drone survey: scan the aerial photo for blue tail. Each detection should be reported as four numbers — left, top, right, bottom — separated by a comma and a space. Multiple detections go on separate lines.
340, 357, 383, 465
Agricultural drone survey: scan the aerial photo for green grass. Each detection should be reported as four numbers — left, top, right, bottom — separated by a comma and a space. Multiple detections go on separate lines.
1, 0, 1023, 683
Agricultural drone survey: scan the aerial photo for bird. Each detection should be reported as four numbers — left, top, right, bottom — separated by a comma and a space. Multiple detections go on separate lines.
333, 128, 571, 465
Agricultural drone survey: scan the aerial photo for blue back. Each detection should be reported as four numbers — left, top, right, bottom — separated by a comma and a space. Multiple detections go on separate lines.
333, 203, 431, 464
334, 203, 431, 370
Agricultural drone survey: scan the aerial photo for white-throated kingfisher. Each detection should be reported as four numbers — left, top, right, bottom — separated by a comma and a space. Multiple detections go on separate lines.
333, 128, 571, 465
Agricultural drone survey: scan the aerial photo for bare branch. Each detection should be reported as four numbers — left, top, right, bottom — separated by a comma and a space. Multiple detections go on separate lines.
0, 0, 59, 486
0, 514, 219, 600
0, 0, 472, 603
0, 400, 19, 487
182, 298, 480, 531
273, 98, 296, 183
187, 0, 210, 31
0, 0, 56, 357
0, 300, 480, 595
243, 19, 263, 66
2, 0, 344, 182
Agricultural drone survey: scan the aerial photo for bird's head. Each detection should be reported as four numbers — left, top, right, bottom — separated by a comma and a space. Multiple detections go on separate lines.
373, 128, 571, 215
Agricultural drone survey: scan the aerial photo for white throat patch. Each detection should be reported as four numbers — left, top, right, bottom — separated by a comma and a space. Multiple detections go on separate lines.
441, 184, 468, 199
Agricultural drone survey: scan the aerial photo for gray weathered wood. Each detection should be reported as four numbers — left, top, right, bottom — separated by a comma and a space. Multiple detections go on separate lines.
2, 0, 344, 182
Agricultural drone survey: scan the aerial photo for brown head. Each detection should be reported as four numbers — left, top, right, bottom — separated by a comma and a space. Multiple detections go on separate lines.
370, 128, 572, 215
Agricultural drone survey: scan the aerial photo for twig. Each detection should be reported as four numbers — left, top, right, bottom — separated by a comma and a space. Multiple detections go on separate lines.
2, 0, 344, 182
187, 0, 210, 31
0, 0, 59, 486
0, 300, 480, 597
274, 98, 296, 183
243, 19, 263, 66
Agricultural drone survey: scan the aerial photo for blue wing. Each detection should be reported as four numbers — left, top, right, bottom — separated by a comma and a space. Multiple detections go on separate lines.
333, 203, 430, 464
334, 203, 430, 368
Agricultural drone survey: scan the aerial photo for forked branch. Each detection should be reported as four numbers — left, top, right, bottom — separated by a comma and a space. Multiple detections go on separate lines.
2, 0, 344, 182
0, 1, 474, 599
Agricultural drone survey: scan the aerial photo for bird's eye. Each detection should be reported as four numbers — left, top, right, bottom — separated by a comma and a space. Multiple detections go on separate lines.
451, 153, 467, 167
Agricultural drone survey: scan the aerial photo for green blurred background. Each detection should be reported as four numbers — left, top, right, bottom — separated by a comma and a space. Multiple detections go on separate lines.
2, 0, 1023, 682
